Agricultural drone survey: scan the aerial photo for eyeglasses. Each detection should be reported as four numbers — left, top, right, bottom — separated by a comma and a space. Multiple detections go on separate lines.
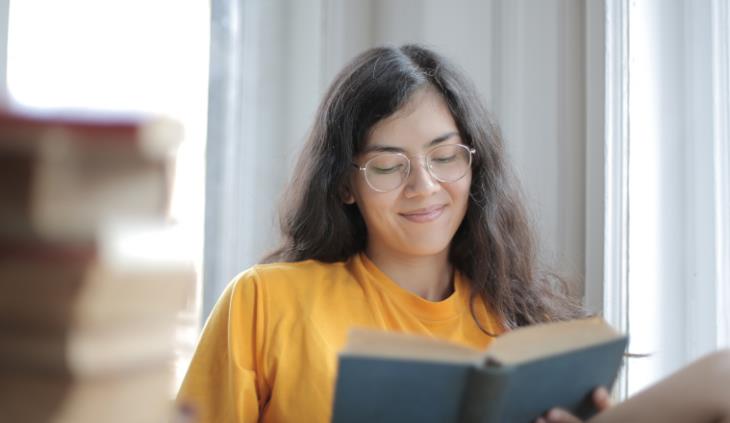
353, 144, 476, 192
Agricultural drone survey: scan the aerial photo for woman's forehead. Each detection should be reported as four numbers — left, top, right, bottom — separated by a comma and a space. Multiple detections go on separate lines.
361, 132, 460, 155
364, 89, 459, 153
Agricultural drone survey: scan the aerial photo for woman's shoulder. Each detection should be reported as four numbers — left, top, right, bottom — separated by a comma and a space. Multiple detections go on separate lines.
252, 258, 350, 278
222, 258, 360, 319
230, 258, 354, 294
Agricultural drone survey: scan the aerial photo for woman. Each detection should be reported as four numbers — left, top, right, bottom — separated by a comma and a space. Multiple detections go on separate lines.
177, 44, 729, 423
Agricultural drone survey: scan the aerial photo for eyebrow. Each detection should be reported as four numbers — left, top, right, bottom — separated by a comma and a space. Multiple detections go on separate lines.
363, 131, 460, 154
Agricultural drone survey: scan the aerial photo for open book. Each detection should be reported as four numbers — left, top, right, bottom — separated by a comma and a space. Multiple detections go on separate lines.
331, 317, 628, 423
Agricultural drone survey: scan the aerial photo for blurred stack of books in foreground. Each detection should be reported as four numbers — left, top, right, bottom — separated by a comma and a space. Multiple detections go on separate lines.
0, 107, 195, 423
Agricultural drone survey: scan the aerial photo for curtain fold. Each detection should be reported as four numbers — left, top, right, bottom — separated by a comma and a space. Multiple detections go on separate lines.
0, 0, 10, 100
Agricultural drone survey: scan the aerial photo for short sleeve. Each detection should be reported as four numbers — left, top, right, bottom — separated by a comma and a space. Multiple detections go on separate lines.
177, 269, 269, 423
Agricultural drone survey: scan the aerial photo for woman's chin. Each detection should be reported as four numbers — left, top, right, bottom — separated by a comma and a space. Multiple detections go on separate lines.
394, 239, 452, 258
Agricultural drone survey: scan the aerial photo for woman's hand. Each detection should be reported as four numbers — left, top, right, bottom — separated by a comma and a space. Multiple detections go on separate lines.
172, 403, 198, 423
534, 387, 612, 423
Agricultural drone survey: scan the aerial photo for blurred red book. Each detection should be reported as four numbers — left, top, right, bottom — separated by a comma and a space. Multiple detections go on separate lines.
0, 106, 183, 241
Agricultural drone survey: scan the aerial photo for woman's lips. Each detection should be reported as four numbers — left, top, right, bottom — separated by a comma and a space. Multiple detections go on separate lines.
399, 205, 446, 223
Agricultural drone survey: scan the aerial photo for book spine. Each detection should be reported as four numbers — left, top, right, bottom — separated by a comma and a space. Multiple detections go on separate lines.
457, 366, 511, 423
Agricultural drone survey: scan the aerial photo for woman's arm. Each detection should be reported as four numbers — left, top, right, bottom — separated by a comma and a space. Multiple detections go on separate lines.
177, 271, 270, 423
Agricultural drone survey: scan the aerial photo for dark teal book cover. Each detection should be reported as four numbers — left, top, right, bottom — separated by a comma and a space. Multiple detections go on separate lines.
331, 358, 472, 423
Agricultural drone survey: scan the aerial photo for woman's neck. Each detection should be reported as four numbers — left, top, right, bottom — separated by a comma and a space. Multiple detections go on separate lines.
365, 246, 454, 301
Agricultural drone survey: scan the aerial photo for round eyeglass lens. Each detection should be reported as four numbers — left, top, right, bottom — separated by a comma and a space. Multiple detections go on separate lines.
428, 144, 472, 182
364, 153, 409, 192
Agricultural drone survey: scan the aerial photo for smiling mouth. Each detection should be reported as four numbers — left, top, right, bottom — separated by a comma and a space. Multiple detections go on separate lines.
399, 205, 446, 223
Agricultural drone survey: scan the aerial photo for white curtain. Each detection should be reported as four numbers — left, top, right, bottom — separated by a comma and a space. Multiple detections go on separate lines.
203, 0, 326, 318
0, 0, 9, 100
713, 0, 730, 355
603, 0, 730, 396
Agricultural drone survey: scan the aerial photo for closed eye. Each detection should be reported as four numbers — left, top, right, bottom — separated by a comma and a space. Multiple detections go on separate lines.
431, 155, 457, 164
371, 164, 405, 174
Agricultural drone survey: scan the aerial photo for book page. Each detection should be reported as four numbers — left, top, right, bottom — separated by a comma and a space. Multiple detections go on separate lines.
341, 327, 486, 365
487, 317, 622, 365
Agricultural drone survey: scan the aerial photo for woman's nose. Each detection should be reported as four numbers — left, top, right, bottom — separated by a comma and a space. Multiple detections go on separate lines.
403, 161, 439, 198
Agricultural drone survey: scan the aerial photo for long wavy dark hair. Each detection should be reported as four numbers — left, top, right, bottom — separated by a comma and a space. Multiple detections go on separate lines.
263, 44, 585, 332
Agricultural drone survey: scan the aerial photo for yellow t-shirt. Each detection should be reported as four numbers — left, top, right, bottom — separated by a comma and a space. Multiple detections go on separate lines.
177, 253, 504, 423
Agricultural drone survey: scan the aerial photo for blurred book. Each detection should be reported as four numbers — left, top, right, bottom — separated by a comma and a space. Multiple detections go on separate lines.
0, 106, 194, 423
0, 235, 193, 333
0, 106, 182, 241
0, 366, 173, 423
0, 225, 195, 377
0, 107, 181, 158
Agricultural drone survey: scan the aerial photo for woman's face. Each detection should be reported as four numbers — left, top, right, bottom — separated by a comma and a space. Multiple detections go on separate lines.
347, 88, 472, 259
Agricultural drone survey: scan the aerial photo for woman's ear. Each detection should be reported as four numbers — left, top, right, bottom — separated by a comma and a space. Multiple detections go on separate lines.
341, 184, 355, 205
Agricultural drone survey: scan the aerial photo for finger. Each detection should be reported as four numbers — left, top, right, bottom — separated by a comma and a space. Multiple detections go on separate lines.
173, 403, 197, 423
545, 408, 582, 423
593, 386, 613, 410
